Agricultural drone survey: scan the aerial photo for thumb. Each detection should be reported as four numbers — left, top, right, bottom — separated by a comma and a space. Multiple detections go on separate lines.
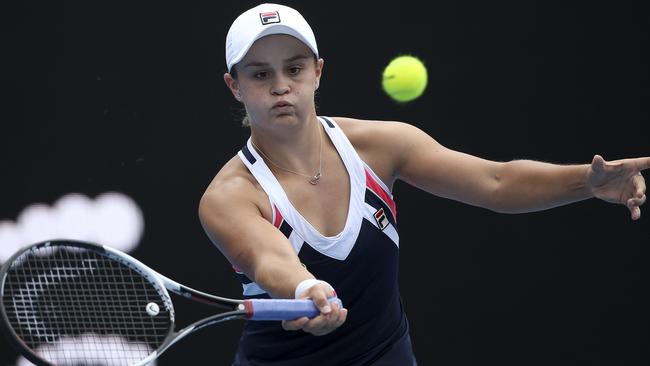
591, 154, 606, 173
312, 288, 333, 314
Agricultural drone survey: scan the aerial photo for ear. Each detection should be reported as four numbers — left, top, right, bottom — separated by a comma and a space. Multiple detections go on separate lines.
314, 58, 325, 90
224, 72, 243, 102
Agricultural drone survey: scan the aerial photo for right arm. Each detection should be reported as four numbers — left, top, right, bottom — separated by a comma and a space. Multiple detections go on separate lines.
198, 170, 346, 334
199, 175, 310, 299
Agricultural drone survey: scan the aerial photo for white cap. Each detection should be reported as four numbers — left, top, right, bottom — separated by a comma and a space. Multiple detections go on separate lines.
225, 3, 319, 72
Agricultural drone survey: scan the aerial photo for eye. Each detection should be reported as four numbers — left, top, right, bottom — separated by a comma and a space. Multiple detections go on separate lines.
253, 71, 268, 79
288, 66, 303, 76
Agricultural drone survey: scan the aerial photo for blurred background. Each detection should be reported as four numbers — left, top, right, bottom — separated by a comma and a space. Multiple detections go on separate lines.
0, 0, 648, 365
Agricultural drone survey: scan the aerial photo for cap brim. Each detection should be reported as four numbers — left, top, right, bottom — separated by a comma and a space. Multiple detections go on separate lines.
228, 24, 318, 71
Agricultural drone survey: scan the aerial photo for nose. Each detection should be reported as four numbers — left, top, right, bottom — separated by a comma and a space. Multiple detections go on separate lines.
270, 75, 291, 95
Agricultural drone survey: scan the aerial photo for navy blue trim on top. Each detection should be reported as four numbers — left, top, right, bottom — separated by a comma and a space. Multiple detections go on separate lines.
279, 220, 293, 239
236, 272, 253, 285
321, 116, 336, 128
241, 144, 256, 164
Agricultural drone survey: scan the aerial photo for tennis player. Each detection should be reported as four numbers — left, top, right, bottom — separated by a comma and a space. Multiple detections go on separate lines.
199, 3, 648, 365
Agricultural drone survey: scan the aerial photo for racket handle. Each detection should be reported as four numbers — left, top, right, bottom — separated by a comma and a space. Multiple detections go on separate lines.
244, 298, 343, 320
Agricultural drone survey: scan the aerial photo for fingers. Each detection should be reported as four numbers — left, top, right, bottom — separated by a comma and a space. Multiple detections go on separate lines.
629, 172, 646, 221
593, 155, 650, 174
284, 282, 347, 336
627, 194, 647, 207
627, 194, 646, 221
281, 303, 348, 335
300, 285, 345, 336
299, 301, 348, 336
282, 317, 310, 331
587, 154, 647, 220
313, 290, 335, 314
634, 172, 646, 198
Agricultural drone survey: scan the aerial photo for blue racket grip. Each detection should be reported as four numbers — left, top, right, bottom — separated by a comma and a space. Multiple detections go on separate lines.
244, 297, 343, 320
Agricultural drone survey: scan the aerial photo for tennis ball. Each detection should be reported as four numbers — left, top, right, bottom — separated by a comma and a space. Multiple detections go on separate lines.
382, 55, 428, 103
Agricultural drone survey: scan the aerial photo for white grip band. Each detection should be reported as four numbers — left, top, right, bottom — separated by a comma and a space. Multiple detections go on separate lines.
294, 279, 334, 299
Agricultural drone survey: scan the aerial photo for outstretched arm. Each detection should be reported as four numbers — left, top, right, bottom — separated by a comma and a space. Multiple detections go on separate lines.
375, 121, 647, 219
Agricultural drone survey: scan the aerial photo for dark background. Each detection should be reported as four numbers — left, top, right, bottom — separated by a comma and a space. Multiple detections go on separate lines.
1, 0, 648, 365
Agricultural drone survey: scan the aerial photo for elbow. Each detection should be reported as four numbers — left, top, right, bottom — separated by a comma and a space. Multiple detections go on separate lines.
489, 170, 510, 213
483, 163, 521, 214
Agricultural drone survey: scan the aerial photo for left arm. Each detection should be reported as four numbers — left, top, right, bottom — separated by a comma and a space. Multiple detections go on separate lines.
470, 158, 592, 214
496, 156, 648, 219
362, 120, 648, 219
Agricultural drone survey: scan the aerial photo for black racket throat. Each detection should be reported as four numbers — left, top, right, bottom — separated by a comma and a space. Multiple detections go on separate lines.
174, 284, 242, 310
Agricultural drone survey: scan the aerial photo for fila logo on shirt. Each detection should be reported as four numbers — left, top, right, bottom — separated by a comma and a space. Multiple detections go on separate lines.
260, 11, 281, 25
374, 208, 389, 230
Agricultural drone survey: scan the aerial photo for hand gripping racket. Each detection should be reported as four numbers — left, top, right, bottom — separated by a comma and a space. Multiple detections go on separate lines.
0, 239, 342, 365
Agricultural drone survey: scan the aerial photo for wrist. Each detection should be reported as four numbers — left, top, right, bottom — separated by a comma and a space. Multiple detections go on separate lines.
581, 164, 595, 197
294, 279, 334, 299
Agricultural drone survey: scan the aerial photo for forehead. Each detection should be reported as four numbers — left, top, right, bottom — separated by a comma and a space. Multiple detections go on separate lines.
241, 34, 313, 64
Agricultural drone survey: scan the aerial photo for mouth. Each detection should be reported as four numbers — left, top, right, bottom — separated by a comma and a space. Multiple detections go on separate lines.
272, 101, 293, 109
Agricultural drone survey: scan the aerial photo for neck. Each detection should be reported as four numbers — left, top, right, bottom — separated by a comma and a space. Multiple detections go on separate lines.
250, 114, 323, 175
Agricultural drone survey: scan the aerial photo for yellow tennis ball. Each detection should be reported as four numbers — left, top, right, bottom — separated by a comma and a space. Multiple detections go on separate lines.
382, 55, 428, 103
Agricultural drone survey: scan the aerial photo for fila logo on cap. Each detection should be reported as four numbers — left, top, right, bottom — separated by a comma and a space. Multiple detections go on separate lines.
259, 11, 281, 25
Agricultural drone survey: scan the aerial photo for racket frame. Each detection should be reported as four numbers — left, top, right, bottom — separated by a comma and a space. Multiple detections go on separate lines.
100, 243, 250, 365
0, 240, 249, 366
1, 239, 339, 365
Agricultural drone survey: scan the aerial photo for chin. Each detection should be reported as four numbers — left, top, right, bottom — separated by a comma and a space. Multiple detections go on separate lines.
271, 113, 301, 124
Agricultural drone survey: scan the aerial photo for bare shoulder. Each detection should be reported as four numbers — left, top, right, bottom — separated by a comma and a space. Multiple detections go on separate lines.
330, 117, 406, 148
199, 155, 271, 224
328, 117, 426, 186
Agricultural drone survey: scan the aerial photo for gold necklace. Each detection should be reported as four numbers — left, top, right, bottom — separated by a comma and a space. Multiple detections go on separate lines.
251, 125, 323, 185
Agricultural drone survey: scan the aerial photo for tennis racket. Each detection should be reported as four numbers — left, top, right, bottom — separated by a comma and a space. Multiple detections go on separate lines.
0, 239, 342, 366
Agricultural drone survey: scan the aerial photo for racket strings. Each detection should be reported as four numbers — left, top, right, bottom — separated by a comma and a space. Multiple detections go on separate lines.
2, 244, 172, 365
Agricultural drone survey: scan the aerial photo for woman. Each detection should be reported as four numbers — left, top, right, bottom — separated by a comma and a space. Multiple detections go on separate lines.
199, 3, 647, 365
